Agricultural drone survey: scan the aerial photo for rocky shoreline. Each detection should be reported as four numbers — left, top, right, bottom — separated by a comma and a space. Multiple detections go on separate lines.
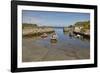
63, 21, 90, 35
23, 27, 54, 37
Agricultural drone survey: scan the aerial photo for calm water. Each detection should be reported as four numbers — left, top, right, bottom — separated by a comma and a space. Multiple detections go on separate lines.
29, 28, 90, 49
22, 28, 90, 62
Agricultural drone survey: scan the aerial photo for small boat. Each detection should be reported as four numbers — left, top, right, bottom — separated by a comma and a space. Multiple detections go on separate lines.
41, 33, 48, 38
76, 34, 81, 38
50, 33, 58, 43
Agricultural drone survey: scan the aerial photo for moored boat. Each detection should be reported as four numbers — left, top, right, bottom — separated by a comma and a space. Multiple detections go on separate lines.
41, 33, 48, 38
50, 32, 58, 43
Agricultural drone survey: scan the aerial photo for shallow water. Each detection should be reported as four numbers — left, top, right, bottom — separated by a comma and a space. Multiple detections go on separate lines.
22, 28, 90, 62
28, 28, 89, 49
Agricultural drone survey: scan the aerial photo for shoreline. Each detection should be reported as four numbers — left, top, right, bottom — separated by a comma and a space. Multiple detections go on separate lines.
23, 27, 55, 37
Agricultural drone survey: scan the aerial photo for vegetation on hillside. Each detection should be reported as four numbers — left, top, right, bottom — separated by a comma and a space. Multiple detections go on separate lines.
75, 21, 90, 28
74, 21, 90, 32
22, 23, 37, 29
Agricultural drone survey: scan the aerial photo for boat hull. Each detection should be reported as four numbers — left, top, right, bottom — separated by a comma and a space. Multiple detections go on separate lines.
51, 39, 57, 43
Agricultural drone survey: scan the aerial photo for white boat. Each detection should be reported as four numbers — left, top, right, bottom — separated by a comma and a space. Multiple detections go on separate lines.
41, 33, 48, 38
50, 33, 58, 43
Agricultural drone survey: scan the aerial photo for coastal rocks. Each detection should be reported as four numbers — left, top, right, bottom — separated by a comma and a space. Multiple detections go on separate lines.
23, 27, 54, 37
22, 23, 55, 37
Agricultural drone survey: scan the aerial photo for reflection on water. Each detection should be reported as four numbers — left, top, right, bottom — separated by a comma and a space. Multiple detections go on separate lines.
23, 28, 90, 48
22, 28, 90, 62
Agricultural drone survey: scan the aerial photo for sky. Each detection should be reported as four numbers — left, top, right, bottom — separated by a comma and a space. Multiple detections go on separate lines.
22, 10, 90, 27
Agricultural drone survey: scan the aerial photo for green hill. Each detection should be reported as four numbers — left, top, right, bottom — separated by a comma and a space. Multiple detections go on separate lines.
22, 23, 37, 29
75, 21, 90, 29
